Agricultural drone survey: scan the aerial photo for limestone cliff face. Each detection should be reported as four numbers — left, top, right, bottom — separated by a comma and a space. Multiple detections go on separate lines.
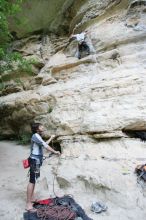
1, 0, 146, 219
1, 0, 146, 137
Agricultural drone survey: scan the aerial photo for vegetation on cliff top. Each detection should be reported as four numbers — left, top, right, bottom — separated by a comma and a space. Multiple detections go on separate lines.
0, 0, 34, 75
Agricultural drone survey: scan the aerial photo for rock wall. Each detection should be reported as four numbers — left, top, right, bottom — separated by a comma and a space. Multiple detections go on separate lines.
1, 0, 146, 219
10, 0, 72, 37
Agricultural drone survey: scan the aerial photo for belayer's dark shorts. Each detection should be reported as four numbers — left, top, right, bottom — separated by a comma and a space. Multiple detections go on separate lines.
28, 157, 40, 184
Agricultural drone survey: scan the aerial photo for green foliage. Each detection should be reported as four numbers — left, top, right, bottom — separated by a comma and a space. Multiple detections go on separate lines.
17, 57, 36, 75
14, 77, 23, 86
48, 106, 53, 113
0, 52, 36, 75
18, 133, 31, 145
0, 0, 22, 47
0, 0, 33, 75
0, 81, 5, 91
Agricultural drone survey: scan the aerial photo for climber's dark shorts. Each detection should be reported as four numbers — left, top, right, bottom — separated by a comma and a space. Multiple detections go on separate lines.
28, 157, 40, 184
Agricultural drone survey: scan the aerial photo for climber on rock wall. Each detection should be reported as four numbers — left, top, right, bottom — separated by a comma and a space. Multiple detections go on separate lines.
70, 30, 90, 59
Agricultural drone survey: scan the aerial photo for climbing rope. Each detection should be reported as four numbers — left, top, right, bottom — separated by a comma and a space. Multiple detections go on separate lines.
45, 138, 78, 197
51, 139, 61, 197
37, 205, 76, 220
52, 155, 61, 197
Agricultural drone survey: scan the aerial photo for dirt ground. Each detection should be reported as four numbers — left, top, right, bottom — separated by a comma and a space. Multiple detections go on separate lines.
0, 141, 30, 220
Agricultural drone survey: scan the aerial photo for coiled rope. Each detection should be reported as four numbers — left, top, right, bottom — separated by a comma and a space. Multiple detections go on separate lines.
37, 205, 76, 220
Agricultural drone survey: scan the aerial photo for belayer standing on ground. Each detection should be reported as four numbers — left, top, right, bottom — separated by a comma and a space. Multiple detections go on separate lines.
70, 31, 90, 59
26, 123, 60, 212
